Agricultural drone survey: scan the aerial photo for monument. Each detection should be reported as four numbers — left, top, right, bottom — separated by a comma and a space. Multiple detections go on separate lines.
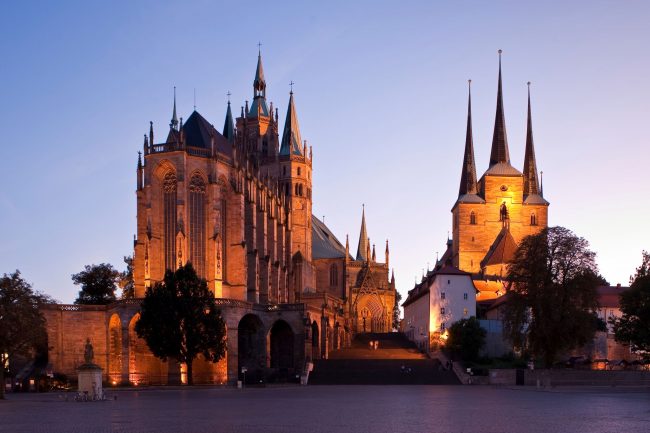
77, 338, 103, 399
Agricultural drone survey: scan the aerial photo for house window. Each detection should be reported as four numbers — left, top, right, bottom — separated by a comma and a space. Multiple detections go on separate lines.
441, 307, 445, 314
470, 211, 476, 225
448, 280, 451, 284
463, 308, 468, 316
463, 293, 468, 300
441, 292, 446, 300
297, 167, 301, 176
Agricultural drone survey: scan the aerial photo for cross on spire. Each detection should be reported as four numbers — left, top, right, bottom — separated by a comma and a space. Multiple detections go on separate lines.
257, 41, 262, 54
289, 80, 294, 94
226, 91, 231, 103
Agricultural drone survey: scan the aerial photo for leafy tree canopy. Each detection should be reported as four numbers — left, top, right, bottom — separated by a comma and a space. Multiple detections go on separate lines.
611, 252, 650, 356
72, 263, 119, 305
135, 263, 226, 385
118, 256, 134, 299
446, 317, 486, 362
504, 226, 601, 367
393, 291, 402, 331
0, 271, 51, 399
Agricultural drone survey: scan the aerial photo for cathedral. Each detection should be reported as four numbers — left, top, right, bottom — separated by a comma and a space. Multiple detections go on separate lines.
42, 52, 397, 385
437, 51, 549, 300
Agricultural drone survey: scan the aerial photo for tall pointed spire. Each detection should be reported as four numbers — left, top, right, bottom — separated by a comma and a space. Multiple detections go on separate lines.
249, 48, 269, 117
459, 80, 478, 196
223, 93, 235, 142
280, 90, 303, 156
170, 87, 179, 131
489, 50, 510, 166
523, 82, 540, 196
356, 205, 369, 262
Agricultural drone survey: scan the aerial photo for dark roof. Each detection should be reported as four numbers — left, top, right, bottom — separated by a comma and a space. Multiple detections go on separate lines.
223, 102, 235, 142
597, 285, 628, 308
459, 82, 478, 197
312, 215, 349, 259
481, 226, 518, 268
434, 264, 471, 276
489, 51, 510, 167
182, 111, 231, 155
523, 84, 541, 197
355, 207, 369, 262
280, 93, 303, 156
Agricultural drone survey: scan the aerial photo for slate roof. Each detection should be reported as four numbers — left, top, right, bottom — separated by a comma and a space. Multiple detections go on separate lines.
459, 81, 479, 197
597, 285, 628, 308
481, 226, 518, 268
523, 193, 549, 205
182, 111, 231, 155
280, 92, 303, 156
483, 162, 523, 176
489, 51, 511, 167
312, 215, 349, 259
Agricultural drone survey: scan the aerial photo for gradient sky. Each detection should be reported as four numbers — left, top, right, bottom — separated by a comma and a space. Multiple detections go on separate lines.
1, 0, 649, 303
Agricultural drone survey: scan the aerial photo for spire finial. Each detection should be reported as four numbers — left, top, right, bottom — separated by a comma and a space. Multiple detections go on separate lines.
289, 80, 294, 94
257, 41, 262, 55
193, 88, 196, 111
227, 91, 231, 104
170, 87, 179, 130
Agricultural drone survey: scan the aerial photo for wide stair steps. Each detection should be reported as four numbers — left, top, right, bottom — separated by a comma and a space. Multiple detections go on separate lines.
309, 333, 459, 385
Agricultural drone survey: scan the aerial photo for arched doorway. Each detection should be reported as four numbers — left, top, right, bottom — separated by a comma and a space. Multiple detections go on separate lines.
311, 321, 320, 360
108, 314, 122, 384
269, 320, 294, 382
238, 314, 265, 384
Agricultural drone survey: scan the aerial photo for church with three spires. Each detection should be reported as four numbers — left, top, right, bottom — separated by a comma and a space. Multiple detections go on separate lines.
404, 51, 550, 329
42, 51, 397, 386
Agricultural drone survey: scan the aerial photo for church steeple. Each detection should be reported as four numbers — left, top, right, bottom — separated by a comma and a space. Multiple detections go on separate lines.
459, 80, 478, 196
523, 82, 540, 197
489, 50, 510, 166
249, 49, 269, 118
223, 97, 235, 142
356, 205, 369, 262
170, 87, 179, 131
280, 90, 303, 156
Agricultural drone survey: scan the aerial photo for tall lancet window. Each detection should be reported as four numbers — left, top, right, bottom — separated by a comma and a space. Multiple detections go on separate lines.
163, 171, 178, 271
530, 212, 537, 226
189, 174, 207, 277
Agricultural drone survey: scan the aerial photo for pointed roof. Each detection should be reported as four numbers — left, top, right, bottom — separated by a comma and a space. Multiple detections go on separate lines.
481, 226, 518, 269
181, 111, 231, 155
253, 51, 265, 92
489, 50, 511, 167
459, 80, 482, 200
522, 83, 549, 205
355, 206, 369, 262
280, 92, 303, 156
223, 101, 235, 142
170, 87, 179, 130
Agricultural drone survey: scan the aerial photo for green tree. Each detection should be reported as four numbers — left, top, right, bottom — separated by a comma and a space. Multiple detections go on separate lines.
611, 252, 650, 356
446, 317, 486, 362
135, 263, 226, 385
0, 271, 51, 399
504, 226, 601, 367
392, 291, 402, 331
118, 256, 135, 299
72, 263, 119, 305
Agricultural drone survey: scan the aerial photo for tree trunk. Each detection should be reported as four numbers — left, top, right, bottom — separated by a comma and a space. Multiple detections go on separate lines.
186, 359, 193, 386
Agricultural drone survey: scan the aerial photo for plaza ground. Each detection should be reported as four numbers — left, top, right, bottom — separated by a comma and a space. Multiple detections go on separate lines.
1, 386, 649, 433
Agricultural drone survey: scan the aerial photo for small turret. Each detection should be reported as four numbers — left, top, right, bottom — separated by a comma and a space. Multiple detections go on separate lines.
385, 239, 390, 269
355, 205, 369, 262
136, 151, 143, 190
170, 87, 179, 131
372, 244, 376, 262
149, 121, 154, 148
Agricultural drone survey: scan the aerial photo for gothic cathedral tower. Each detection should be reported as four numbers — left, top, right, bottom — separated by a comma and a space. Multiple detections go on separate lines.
452, 51, 549, 278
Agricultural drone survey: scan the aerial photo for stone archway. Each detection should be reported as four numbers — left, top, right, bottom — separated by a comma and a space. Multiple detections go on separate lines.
108, 314, 122, 384
268, 320, 295, 382
237, 314, 265, 384
311, 321, 320, 360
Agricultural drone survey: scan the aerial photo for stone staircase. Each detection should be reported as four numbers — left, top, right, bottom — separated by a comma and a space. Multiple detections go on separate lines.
309, 333, 459, 385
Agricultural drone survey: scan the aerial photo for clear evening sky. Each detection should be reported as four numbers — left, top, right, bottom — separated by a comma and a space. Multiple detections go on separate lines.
1, 0, 648, 303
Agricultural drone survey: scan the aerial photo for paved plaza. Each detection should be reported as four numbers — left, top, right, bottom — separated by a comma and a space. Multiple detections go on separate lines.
1, 386, 649, 433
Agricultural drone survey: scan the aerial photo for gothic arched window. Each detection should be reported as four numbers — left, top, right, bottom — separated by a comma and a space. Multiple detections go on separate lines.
329, 264, 338, 287
294, 183, 299, 196
163, 171, 177, 271
470, 211, 477, 225
189, 174, 207, 277
530, 212, 537, 226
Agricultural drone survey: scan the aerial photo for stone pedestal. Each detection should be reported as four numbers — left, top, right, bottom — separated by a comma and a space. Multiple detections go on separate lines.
77, 364, 103, 399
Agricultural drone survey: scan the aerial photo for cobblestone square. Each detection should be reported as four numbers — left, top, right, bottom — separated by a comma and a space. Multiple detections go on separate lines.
1, 386, 649, 433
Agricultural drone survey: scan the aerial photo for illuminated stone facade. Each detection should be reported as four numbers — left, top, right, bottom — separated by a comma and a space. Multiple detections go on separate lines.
43, 52, 398, 385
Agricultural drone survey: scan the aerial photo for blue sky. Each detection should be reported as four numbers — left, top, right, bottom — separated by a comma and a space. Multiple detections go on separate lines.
1, 0, 649, 302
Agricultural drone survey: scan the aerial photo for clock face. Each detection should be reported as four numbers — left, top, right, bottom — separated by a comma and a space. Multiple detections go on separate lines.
500, 185, 508, 192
